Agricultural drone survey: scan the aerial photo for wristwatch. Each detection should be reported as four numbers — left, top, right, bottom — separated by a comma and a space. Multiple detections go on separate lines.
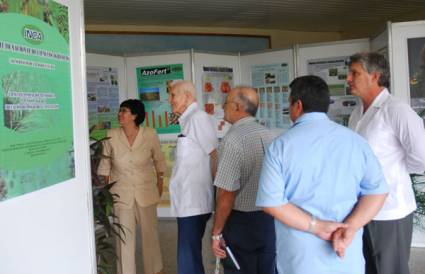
211, 233, 222, 241
308, 214, 317, 233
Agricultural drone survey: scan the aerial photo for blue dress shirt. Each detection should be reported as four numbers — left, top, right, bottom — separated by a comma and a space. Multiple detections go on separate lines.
256, 112, 388, 274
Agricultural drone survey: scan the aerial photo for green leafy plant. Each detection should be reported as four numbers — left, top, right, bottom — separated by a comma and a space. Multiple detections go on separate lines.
90, 126, 125, 274
0, 177, 7, 201
411, 173, 425, 231
418, 108, 425, 118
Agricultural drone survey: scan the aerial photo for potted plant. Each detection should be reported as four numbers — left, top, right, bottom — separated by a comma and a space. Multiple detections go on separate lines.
412, 108, 425, 230
412, 173, 425, 230
90, 127, 124, 274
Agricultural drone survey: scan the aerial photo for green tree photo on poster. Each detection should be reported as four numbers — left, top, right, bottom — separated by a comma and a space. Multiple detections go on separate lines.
0, 0, 74, 201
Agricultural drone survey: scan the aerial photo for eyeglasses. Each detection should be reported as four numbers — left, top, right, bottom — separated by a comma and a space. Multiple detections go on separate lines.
223, 101, 236, 107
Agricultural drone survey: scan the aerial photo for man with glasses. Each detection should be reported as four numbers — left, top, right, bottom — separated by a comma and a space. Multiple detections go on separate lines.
211, 86, 276, 274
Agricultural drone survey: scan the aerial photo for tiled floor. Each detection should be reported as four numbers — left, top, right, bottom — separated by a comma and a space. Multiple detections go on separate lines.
129, 219, 425, 274
410, 247, 425, 274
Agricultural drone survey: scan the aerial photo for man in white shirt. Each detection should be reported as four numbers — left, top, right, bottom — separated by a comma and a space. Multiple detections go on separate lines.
347, 52, 425, 274
168, 80, 218, 274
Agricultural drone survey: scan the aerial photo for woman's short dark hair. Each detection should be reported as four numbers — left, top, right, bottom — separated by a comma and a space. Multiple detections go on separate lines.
289, 75, 330, 113
120, 99, 146, 126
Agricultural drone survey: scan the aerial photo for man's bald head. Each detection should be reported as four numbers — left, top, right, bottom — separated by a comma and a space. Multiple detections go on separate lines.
232, 86, 259, 117
170, 80, 197, 99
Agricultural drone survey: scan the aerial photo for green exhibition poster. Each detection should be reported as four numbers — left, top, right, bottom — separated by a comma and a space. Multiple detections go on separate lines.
136, 64, 183, 134
0, 0, 74, 201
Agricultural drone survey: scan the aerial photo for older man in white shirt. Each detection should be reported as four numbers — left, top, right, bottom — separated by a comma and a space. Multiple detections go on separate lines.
168, 80, 218, 274
348, 52, 425, 274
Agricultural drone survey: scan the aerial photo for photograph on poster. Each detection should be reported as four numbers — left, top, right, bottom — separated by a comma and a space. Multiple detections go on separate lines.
307, 56, 358, 126
307, 56, 350, 96
408, 37, 425, 112
202, 66, 234, 137
136, 64, 183, 134
251, 63, 290, 130
327, 96, 358, 126
87, 66, 120, 139
0, 0, 74, 202
202, 66, 233, 113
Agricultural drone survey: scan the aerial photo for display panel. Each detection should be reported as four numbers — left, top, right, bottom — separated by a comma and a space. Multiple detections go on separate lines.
0, 0, 74, 201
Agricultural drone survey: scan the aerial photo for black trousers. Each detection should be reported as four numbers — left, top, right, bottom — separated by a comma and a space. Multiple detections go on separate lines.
222, 210, 276, 274
363, 213, 414, 274
177, 213, 211, 274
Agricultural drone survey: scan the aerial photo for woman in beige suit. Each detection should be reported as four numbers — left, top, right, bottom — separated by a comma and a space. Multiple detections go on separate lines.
98, 99, 165, 274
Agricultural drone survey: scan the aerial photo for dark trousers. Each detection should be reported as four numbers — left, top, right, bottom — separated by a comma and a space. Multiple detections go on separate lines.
363, 213, 414, 274
177, 213, 211, 274
222, 210, 276, 274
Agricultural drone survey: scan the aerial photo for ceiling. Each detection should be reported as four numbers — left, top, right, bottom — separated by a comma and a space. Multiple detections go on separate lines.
84, 0, 425, 35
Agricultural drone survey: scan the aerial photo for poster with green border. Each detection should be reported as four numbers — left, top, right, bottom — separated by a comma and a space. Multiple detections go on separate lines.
136, 64, 183, 134
0, 0, 74, 202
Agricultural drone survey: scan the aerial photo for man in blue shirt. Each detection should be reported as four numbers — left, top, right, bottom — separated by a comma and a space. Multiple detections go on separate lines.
256, 75, 388, 274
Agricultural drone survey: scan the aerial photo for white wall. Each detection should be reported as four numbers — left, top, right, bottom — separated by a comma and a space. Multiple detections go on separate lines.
0, 0, 96, 273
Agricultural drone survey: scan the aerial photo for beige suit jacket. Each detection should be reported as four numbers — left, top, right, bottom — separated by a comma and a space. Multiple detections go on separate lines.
98, 126, 166, 209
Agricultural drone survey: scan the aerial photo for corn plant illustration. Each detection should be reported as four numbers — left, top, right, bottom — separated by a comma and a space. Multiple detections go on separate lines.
49, 0, 68, 43
2, 72, 55, 132
0, 177, 7, 201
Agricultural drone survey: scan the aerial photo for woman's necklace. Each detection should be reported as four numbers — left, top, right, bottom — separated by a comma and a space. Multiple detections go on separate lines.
123, 127, 139, 145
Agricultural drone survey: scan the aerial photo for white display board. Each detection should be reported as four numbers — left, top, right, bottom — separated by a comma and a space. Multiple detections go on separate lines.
297, 39, 370, 126
86, 53, 126, 139
240, 48, 295, 86
86, 53, 127, 103
389, 20, 425, 247
240, 48, 295, 135
297, 38, 370, 76
193, 51, 241, 138
193, 52, 241, 103
0, 0, 96, 273
370, 28, 388, 56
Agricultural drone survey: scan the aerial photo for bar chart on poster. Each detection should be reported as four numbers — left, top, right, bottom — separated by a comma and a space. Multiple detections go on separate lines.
126, 52, 193, 136
136, 64, 183, 133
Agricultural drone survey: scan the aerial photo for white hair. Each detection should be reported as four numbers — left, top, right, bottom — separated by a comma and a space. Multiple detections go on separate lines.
171, 80, 197, 99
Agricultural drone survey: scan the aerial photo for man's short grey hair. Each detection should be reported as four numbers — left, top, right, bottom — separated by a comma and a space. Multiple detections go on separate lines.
233, 86, 258, 117
171, 80, 197, 99
349, 52, 390, 88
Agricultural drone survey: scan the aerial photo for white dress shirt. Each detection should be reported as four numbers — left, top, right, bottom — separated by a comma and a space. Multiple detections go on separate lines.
169, 102, 218, 217
349, 88, 425, 220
